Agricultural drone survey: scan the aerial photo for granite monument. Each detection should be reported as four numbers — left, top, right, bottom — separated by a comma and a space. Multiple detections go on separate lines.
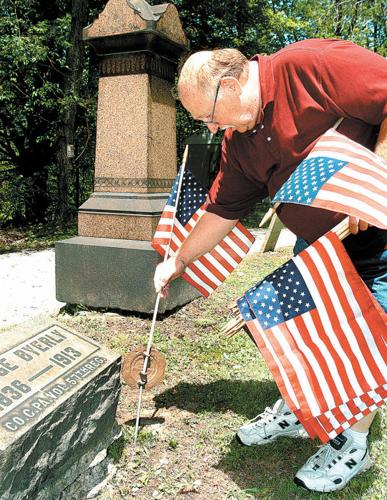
55, 0, 198, 313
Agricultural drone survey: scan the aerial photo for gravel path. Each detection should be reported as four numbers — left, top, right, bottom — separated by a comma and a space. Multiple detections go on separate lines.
0, 229, 295, 329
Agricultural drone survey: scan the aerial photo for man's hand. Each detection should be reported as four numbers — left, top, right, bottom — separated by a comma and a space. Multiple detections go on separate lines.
348, 216, 369, 235
348, 117, 386, 236
154, 256, 186, 298
154, 212, 238, 298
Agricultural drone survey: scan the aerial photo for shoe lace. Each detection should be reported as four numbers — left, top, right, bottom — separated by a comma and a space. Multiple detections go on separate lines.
248, 406, 278, 428
310, 443, 340, 469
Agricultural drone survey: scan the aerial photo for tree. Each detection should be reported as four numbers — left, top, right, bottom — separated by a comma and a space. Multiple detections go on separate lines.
0, 0, 385, 225
0, 0, 67, 222
265, 1, 386, 55
0, 0, 103, 225
55, 0, 89, 225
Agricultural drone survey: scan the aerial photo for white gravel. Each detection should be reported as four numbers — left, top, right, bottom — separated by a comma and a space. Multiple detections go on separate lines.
0, 249, 65, 329
0, 228, 295, 329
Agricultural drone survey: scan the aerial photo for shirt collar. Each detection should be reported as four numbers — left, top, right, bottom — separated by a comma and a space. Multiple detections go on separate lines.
250, 54, 275, 110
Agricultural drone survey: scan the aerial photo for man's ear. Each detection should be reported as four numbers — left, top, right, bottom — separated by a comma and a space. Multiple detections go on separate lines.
220, 77, 241, 96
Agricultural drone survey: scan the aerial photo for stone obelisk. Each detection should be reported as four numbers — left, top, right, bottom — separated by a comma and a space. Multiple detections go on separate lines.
56, 0, 199, 313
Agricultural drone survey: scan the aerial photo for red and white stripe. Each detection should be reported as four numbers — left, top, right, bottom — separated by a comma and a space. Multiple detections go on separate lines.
310, 129, 387, 229
244, 232, 387, 442
152, 203, 255, 298
295, 384, 387, 442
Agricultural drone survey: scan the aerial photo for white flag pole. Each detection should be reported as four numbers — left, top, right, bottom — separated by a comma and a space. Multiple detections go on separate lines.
134, 146, 190, 442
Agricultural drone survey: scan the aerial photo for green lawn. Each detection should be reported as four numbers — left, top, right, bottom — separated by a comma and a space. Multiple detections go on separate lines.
57, 247, 386, 499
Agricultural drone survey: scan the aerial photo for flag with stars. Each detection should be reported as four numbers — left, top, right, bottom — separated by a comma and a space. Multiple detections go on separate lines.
238, 231, 387, 442
152, 167, 255, 298
273, 129, 387, 229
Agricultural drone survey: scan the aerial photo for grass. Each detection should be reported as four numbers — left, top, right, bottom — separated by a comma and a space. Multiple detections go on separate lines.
57, 248, 386, 499
0, 222, 77, 254
241, 200, 272, 229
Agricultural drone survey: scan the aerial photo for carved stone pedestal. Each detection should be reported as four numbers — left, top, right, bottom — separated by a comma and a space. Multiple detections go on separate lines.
55, 0, 198, 312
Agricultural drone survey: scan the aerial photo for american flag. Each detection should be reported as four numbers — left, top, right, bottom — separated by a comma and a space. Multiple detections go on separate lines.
300, 384, 387, 441
152, 167, 255, 298
273, 129, 387, 230
238, 231, 387, 442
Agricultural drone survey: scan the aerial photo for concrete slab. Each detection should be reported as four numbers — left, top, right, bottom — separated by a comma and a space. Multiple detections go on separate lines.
55, 236, 200, 314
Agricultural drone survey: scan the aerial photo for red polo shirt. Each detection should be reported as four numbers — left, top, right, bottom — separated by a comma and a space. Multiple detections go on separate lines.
207, 39, 387, 243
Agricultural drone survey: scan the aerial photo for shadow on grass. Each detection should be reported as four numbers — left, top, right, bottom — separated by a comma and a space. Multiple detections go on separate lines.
59, 301, 189, 320
154, 378, 279, 419
154, 379, 382, 498
122, 416, 165, 427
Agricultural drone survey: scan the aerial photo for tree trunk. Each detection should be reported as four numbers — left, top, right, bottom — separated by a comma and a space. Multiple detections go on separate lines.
56, 0, 89, 226
373, 21, 378, 52
11, 133, 50, 224
334, 0, 343, 37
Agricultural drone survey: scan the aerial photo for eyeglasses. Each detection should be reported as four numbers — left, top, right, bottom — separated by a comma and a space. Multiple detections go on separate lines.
201, 80, 221, 125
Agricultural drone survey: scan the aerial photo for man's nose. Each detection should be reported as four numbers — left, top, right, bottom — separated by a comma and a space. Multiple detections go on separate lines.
207, 123, 219, 134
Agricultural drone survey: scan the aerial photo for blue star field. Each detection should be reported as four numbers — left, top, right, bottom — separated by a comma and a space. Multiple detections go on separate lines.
167, 167, 207, 226
273, 156, 347, 205
238, 260, 316, 329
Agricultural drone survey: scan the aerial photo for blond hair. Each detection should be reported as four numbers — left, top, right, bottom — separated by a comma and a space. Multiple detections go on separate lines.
178, 49, 249, 97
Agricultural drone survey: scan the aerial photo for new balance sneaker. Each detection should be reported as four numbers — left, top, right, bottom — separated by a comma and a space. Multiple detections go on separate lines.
294, 429, 372, 492
236, 398, 308, 446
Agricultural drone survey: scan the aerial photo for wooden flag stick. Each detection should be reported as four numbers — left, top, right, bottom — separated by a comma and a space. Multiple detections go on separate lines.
331, 216, 351, 240
259, 202, 280, 228
221, 216, 352, 338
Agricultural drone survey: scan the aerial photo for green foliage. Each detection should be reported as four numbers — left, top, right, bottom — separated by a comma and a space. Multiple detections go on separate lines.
168, 438, 179, 449
0, 0, 101, 225
0, 0, 385, 226
0, 171, 26, 223
169, 1, 269, 55
107, 434, 126, 461
0, 221, 77, 253
0, 3, 67, 155
263, 1, 387, 54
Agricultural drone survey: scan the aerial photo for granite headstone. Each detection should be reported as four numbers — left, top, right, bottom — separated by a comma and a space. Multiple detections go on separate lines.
0, 318, 121, 499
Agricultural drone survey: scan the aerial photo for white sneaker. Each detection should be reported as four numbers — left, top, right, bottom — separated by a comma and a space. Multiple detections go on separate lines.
236, 399, 308, 446
294, 429, 372, 492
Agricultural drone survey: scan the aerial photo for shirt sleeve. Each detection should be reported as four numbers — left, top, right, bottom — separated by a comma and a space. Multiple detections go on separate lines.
206, 133, 268, 220
319, 40, 387, 125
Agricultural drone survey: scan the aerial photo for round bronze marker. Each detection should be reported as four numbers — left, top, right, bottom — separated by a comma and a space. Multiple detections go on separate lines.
121, 346, 166, 389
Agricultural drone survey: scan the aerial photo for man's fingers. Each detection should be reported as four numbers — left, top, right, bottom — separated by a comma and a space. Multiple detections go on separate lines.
154, 269, 166, 293
348, 216, 359, 234
348, 216, 369, 234
358, 219, 369, 232
154, 257, 186, 289
155, 276, 168, 293
153, 256, 187, 298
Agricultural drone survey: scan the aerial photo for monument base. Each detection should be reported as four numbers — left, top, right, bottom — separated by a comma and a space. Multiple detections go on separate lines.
55, 236, 200, 314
